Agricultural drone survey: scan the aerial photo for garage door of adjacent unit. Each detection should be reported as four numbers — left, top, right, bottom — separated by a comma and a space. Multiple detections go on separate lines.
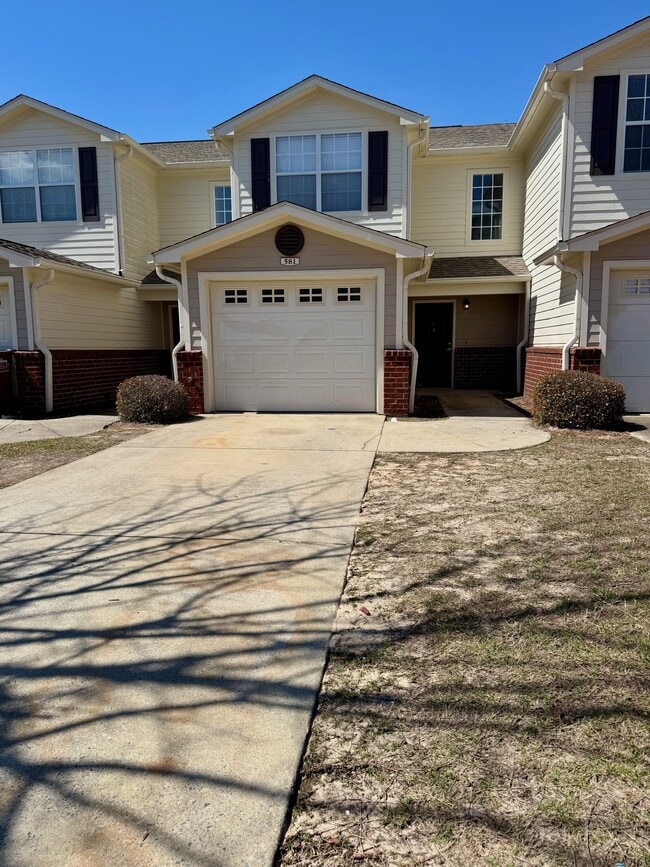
603, 269, 650, 411
210, 279, 377, 412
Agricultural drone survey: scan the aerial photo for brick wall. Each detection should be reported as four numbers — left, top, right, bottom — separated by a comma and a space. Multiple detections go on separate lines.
12, 351, 46, 417
176, 351, 204, 414
384, 349, 411, 417
51, 350, 171, 414
0, 350, 14, 414
454, 347, 516, 391
524, 346, 602, 398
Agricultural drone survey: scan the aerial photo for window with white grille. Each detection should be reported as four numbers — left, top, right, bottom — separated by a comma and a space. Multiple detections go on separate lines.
298, 287, 323, 303
337, 287, 362, 302
624, 277, 650, 295
261, 288, 285, 304
224, 288, 248, 304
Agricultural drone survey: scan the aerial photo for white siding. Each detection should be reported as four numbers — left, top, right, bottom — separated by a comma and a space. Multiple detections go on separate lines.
36, 271, 162, 349
157, 167, 231, 248
570, 34, 650, 235
233, 91, 406, 236
119, 152, 159, 280
410, 153, 524, 255
521, 106, 574, 345
0, 109, 118, 270
0, 262, 28, 349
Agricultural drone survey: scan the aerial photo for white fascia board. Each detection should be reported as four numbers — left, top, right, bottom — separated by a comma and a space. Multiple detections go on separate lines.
0, 248, 38, 268
3, 252, 134, 286
153, 204, 428, 263
0, 95, 122, 142
210, 76, 427, 136
425, 145, 512, 158
535, 211, 650, 264
554, 17, 650, 72
509, 66, 556, 151
425, 275, 527, 284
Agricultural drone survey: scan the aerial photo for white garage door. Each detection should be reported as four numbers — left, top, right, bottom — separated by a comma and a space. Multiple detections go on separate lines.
210, 279, 377, 412
603, 270, 650, 411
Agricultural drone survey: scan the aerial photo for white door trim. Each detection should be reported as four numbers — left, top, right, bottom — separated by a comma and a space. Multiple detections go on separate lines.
197, 268, 385, 413
0, 276, 18, 350
601, 259, 650, 358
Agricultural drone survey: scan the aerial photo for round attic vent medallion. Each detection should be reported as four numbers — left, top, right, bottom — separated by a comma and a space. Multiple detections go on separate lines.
275, 224, 305, 256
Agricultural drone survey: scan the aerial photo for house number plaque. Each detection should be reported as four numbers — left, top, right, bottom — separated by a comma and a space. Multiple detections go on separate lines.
280, 257, 300, 266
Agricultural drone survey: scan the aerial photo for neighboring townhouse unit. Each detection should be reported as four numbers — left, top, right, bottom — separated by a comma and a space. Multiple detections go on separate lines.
1, 16, 649, 417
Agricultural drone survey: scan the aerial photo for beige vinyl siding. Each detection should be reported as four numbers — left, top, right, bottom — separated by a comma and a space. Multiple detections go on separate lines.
0, 109, 118, 270
0, 262, 28, 348
36, 271, 162, 349
570, 34, 650, 235
157, 167, 231, 248
587, 228, 650, 345
185, 226, 397, 350
455, 294, 520, 346
233, 91, 406, 236
521, 106, 574, 345
119, 152, 159, 281
410, 153, 524, 255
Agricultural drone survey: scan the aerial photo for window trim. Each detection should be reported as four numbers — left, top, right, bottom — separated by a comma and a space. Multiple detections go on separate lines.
465, 168, 508, 245
270, 129, 368, 216
0, 145, 83, 226
617, 69, 650, 175
210, 181, 233, 227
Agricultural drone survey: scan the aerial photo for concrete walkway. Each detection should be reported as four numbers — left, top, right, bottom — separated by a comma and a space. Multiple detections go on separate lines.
0, 414, 383, 867
627, 414, 650, 443
0, 413, 116, 443
379, 390, 551, 453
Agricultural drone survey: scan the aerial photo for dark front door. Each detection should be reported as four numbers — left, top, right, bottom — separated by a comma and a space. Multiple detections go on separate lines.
414, 302, 454, 387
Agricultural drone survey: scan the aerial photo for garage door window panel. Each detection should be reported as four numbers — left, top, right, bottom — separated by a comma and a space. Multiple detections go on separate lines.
337, 287, 362, 302
224, 288, 249, 304
299, 287, 323, 303
261, 288, 286, 304
624, 277, 650, 296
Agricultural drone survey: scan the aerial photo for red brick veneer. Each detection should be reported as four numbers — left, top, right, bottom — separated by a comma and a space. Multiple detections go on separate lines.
384, 349, 411, 417
176, 351, 204, 414
524, 346, 602, 398
12, 351, 46, 417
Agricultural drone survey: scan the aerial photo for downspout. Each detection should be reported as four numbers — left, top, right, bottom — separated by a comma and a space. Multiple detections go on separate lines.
29, 269, 55, 413
114, 139, 133, 276
403, 251, 435, 414
543, 81, 569, 241
554, 255, 582, 370
515, 278, 531, 393
406, 123, 430, 239
156, 265, 183, 380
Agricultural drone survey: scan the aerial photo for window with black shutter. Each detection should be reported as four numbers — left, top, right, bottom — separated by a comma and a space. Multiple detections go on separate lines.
368, 131, 388, 211
590, 76, 620, 176
251, 138, 271, 211
78, 147, 100, 221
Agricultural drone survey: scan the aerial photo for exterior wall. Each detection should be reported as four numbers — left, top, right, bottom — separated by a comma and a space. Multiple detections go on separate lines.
233, 91, 406, 236
0, 109, 118, 270
0, 261, 28, 349
11, 350, 45, 416
587, 228, 650, 345
570, 33, 650, 236
35, 271, 163, 350
410, 152, 525, 255
454, 347, 516, 390
157, 166, 231, 248
521, 106, 575, 346
184, 226, 398, 349
384, 349, 410, 417
524, 346, 602, 397
119, 151, 159, 280
176, 350, 204, 413
454, 294, 520, 347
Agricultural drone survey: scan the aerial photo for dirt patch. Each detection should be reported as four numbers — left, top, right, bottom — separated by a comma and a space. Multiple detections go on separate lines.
281, 431, 650, 866
0, 422, 159, 489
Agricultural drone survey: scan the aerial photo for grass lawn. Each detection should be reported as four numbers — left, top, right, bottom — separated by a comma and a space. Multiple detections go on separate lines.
281, 430, 650, 866
0, 423, 157, 489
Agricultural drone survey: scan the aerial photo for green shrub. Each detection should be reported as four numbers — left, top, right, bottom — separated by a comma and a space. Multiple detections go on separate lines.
532, 370, 626, 430
116, 375, 189, 424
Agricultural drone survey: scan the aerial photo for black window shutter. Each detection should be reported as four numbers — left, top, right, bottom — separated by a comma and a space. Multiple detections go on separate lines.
590, 75, 620, 176
251, 138, 271, 211
368, 131, 388, 211
78, 147, 100, 221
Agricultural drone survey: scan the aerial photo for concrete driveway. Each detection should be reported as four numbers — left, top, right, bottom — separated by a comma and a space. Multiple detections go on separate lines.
0, 413, 383, 867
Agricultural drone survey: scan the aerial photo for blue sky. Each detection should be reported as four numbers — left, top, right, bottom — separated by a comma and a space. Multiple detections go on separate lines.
2, 1, 646, 142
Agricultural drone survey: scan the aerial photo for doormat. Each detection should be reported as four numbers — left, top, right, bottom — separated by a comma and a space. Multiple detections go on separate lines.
412, 395, 447, 418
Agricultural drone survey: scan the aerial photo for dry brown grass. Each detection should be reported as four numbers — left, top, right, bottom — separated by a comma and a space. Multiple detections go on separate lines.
281, 431, 650, 866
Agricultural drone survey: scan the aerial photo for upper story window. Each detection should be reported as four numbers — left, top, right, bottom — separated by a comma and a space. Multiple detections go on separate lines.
470, 173, 503, 241
275, 132, 362, 212
623, 74, 650, 172
0, 148, 77, 223
214, 184, 232, 225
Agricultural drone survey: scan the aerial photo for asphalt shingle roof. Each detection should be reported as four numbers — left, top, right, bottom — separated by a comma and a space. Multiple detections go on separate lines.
141, 140, 230, 164
141, 268, 179, 286
428, 123, 516, 150
0, 238, 117, 275
428, 256, 530, 280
